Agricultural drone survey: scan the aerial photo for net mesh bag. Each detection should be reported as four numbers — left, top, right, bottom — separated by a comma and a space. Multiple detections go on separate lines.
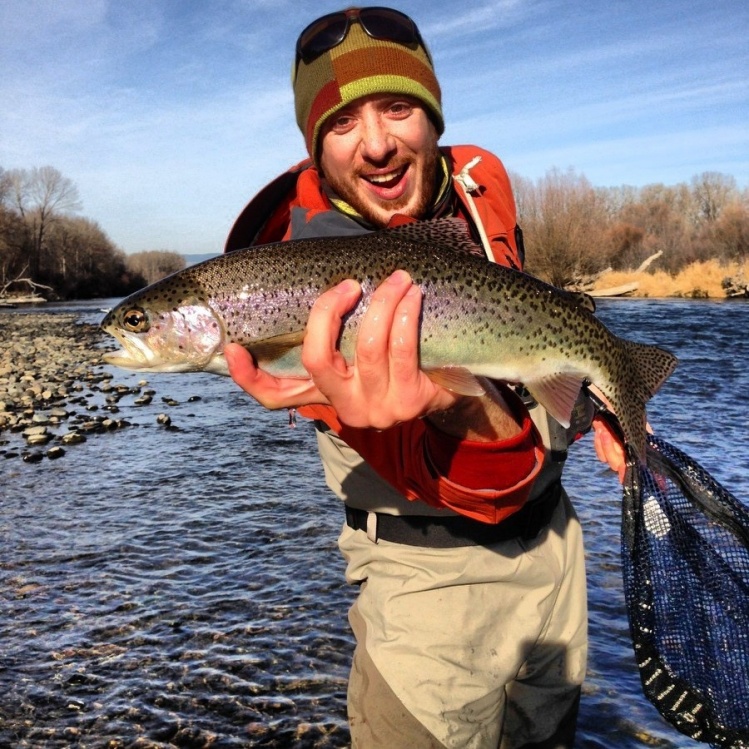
621, 434, 749, 747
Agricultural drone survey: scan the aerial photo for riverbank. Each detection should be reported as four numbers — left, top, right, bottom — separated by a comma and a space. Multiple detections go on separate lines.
0, 313, 142, 463
591, 258, 748, 298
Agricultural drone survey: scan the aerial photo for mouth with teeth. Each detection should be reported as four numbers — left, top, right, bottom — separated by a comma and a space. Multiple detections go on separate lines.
361, 164, 410, 201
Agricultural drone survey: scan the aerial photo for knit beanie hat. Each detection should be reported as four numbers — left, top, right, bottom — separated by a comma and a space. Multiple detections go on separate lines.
293, 17, 443, 161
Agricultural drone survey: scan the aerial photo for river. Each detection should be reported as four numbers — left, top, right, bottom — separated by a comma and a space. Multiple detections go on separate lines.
1, 298, 748, 748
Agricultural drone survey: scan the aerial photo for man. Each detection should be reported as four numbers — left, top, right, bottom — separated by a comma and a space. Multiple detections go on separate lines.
224, 7, 624, 747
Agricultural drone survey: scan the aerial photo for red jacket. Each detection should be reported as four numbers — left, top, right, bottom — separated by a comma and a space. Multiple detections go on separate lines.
225, 146, 543, 524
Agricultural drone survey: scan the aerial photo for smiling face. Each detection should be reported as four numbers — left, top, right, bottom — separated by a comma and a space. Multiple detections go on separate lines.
318, 94, 441, 228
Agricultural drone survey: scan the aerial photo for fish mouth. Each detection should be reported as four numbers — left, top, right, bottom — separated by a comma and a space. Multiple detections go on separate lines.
102, 329, 161, 371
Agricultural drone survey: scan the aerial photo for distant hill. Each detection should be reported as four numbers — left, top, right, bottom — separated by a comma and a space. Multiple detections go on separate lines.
182, 253, 221, 267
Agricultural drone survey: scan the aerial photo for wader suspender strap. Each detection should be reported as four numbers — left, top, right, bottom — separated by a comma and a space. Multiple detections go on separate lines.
453, 156, 495, 262
224, 159, 313, 252
452, 155, 526, 269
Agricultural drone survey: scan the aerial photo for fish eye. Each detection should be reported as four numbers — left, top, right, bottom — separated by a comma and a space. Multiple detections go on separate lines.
122, 308, 148, 332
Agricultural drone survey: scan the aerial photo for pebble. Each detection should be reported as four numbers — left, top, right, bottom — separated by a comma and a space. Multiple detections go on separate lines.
0, 312, 205, 464
61, 432, 87, 445
0, 313, 131, 463
26, 432, 53, 446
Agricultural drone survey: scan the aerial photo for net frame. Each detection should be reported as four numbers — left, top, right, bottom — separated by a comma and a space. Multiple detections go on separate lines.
621, 435, 749, 748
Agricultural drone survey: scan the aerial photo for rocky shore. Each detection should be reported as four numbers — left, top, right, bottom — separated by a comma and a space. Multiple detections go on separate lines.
0, 312, 182, 464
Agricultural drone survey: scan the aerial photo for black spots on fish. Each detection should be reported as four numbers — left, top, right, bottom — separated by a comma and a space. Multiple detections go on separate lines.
152, 312, 171, 330
471, 317, 493, 347
380, 218, 484, 257
621, 339, 678, 399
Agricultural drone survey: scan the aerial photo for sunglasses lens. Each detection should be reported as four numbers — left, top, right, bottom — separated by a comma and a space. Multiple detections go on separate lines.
296, 8, 424, 68
359, 8, 417, 44
298, 13, 349, 63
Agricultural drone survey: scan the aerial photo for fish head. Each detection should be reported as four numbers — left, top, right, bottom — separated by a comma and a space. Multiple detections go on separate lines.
101, 293, 226, 374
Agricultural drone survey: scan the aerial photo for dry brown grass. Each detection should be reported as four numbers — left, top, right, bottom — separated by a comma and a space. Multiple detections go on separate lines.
591, 259, 749, 299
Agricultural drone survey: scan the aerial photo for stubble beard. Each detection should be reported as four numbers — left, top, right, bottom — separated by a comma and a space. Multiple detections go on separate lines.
324, 140, 441, 229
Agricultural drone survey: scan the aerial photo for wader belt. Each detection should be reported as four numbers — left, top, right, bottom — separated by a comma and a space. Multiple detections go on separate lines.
345, 480, 562, 547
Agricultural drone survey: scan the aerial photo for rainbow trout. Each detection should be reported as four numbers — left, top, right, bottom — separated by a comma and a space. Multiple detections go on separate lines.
102, 219, 677, 461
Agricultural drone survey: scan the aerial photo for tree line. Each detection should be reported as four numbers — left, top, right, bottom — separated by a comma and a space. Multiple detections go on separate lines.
1, 164, 747, 300
0, 166, 185, 300
513, 168, 749, 287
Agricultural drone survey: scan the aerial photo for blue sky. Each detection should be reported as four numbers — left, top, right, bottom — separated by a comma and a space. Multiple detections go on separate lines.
1, 0, 747, 256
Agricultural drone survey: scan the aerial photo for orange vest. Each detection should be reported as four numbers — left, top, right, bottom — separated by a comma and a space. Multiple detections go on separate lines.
225, 145, 524, 270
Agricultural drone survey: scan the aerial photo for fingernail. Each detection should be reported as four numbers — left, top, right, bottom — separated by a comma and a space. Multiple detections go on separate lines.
335, 279, 359, 294
387, 269, 411, 285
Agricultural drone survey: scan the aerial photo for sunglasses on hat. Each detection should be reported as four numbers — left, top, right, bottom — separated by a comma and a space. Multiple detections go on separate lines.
295, 6, 431, 69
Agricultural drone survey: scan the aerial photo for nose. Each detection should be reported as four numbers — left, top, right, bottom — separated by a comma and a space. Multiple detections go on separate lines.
359, 111, 396, 163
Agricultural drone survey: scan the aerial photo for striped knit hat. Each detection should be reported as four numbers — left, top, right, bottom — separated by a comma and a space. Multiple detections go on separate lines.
293, 15, 443, 161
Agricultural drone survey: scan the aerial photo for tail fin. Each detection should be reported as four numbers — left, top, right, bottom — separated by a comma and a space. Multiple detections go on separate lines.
624, 340, 678, 400
614, 340, 678, 463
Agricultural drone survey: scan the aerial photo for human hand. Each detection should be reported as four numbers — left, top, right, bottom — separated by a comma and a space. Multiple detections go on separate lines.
592, 416, 627, 482
223, 342, 322, 409
225, 270, 460, 429
301, 269, 461, 429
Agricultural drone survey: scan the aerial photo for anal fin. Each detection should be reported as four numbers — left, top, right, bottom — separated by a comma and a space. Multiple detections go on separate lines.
525, 373, 586, 428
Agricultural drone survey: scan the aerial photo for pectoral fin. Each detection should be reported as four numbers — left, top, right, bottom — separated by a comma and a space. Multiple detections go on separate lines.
425, 367, 487, 397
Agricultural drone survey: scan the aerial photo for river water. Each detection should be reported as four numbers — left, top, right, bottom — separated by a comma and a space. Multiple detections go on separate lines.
1, 298, 748, 748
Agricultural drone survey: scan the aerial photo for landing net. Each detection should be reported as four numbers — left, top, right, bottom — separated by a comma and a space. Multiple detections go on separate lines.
622, 435, 749, 748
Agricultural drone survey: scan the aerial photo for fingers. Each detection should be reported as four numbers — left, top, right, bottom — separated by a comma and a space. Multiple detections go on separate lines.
224, 342, 325, 410
301, 270, 446, 429
381, 273, 423, 389
226, 271, 450, 428
224, 342, 262, 391
302, 278, 362, 381
592, 417, 626, 483
355, 270, 419, 393
301, 271, 419, 400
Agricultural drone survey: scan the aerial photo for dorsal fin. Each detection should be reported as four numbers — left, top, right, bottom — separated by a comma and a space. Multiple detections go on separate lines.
381, 218, 483, 256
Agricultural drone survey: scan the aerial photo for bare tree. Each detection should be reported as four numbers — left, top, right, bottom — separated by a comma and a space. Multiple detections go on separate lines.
126, 250, 186, 286
6, 166, 82, 278
515, 168, 610, 287
0, 173, 28, 285
602, 222, 646, 270
690, 172, 738, 226
703, 201, 749, 261
614, 183, 697, 271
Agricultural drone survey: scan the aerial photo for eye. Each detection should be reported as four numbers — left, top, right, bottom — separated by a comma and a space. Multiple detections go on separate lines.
388, 100, 413, 117
328, 113, 356, 133
122, 308, 148, 332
